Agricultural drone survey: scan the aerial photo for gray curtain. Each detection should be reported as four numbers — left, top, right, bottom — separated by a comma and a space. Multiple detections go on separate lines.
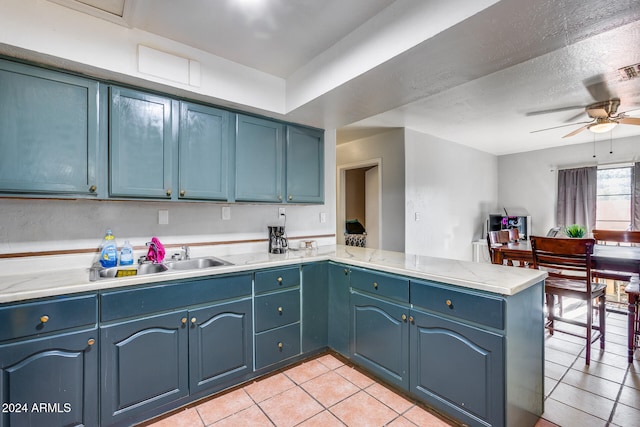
633, 162, 640, 231
556, 166, 597, 232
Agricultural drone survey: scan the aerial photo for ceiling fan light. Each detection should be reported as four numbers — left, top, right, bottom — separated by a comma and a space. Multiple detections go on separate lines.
588, 121, 617, 134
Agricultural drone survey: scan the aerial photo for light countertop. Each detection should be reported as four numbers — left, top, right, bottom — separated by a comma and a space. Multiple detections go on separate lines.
0, 245, 546, 304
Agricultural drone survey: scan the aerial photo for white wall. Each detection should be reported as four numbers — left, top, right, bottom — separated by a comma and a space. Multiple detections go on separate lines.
337, 129, 405, 252
498, 134, 640, 237
404, 129, 498, 261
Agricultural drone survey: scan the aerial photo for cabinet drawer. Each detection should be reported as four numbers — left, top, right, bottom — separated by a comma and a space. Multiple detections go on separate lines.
101, 274, 251, 321
255, 289, 300, 333
0, 295, 97, 342
350, 268, 409, 303
255, 323, 301, 369
411, 280, 504, 330
255, 267, 299, 294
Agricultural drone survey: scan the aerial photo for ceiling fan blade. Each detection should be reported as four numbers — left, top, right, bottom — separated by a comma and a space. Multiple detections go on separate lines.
618, 117, 640, 125
562, 125, 590, 138
530, 121, 592, 134
525, 105, 585, 117
583, 75, 611, 101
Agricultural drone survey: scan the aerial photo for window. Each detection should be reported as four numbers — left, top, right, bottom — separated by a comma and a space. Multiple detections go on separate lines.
596, 166, 632, 230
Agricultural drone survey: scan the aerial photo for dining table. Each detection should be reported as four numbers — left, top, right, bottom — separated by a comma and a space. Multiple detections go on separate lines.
492, 240, 640, 363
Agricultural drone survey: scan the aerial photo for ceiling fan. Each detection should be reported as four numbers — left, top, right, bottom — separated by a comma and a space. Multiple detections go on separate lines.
530, 98, 640, 138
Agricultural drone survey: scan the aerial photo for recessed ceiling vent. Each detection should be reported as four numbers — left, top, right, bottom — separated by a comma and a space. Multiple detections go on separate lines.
618, 63, 640, 81
47, 0, 131, 27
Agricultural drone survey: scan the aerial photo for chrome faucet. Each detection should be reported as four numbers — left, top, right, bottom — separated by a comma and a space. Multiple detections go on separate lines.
182, 245, 190, 260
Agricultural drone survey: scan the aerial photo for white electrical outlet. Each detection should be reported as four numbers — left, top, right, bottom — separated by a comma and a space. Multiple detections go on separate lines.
415, 212, 421, 221
158, 209, 169, 225
279, 207, 286, 217
320, 212, 326, 223
222, 206, 231, 220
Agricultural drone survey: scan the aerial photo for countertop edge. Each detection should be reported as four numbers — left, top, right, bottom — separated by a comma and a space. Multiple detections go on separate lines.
0, 246, 547, 303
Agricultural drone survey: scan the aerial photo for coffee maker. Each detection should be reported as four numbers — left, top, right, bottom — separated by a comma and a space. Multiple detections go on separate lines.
268, 225, 288, 254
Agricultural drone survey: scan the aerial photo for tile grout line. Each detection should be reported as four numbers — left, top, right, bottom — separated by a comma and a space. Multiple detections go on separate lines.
605, 362, 632, 427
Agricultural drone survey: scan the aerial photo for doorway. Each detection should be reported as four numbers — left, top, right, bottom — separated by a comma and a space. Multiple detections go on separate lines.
338, 159, 382, 249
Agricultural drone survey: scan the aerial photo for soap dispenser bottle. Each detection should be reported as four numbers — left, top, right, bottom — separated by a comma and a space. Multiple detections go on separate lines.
120, 240, 134, 266
99, 229, 118, 268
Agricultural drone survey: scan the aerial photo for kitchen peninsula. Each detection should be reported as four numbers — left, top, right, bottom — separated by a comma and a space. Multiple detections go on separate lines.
0, 245, 546, 427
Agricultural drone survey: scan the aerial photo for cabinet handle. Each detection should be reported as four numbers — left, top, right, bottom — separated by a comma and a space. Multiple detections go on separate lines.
401, 314, 407, 321
277, 342, 283, 350
278, 306, 283, 314
191, 317, 197, 324
87, 338, 96, 346
40, 315, 49, 323
344, 269, 349, 275
181, 317, 188, 324
409, 316, 414, 323
89, 185, 97, 193
166, 189, 172, 197
278, 195, 283, 201
277, 277, 283, 284
288, 195, 293, 201
373, 282, 378, 289
446, 299, 453, 308
180, 190, 186, 197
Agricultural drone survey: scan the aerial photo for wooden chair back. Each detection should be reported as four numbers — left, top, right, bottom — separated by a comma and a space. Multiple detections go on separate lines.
592, 230, 640, 246
507, 228, 520, 242
530, 236, 595, 286
488, 230, 509, 245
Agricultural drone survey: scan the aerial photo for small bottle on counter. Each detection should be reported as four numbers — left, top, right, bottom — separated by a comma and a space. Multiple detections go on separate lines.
99, 229, 118, 268
120, 240, 134, 266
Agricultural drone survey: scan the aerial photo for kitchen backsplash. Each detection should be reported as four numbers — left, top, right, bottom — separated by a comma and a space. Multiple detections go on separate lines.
0, 198, 334, 255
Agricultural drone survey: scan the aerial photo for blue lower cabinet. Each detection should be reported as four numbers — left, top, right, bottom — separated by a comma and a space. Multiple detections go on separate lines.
100, 311, 189, 426
409, 308, 504, 427
188, 298, 253, 394
328, 263, 350, 355
0, 328, 98, 427
255, 323, 301, 370
301, 262, 328, 353
350, 292, 409, 389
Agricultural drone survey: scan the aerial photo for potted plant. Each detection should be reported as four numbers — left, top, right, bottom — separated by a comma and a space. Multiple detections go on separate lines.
565, 224, 586, 238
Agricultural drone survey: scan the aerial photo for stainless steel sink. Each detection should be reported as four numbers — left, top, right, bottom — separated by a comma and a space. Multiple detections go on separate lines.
91, 256, 232, 280
164, 257, 233, 271
97, 263, 169, 279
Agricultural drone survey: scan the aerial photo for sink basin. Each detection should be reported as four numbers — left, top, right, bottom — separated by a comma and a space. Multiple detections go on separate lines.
92, 256, 232, 280
97, 263, 168, 278
165, 257, 233, 271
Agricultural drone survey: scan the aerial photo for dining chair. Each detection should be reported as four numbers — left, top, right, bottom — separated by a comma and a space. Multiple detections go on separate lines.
487, 230, 510, 264
530, 236, 606, 365
507, 228, 520, 242
592, 230, 640, 303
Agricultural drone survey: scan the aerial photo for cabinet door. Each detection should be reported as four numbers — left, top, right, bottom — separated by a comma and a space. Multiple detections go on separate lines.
328, 263, 350, 355
109, 86, 173, 198
178, 102, 230, 200
350, 292, 409, 389
0, 329, 98, 427
286, 126, 324, 203
100, 311, 188, 426
301, 262, 328, 353
235, 114, 284, 202
0, 60, 99, 195
188, 299, 253, 394
410, 309, 504, 427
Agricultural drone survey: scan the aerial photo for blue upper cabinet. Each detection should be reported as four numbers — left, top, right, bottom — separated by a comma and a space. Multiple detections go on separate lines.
235, 114, 285, 202
0, 59, 99, 195
179, 102, 230, 200
109, 87, 174, 198
286, 126, 324, 203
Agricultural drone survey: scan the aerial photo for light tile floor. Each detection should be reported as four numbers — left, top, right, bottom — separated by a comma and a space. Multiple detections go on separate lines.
140, 310, 640, 427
